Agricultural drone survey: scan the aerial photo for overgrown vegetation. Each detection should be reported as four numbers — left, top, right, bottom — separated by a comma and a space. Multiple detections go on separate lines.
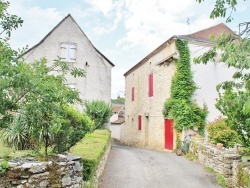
84, 100, 113, 130
0, 0, 96, 155
0, 160, 9, 174
216, 174, 227, 188
207, 117, 240, 148
70, 129, 111, 181
163, 39, 208, 134
196, 0, 250, 148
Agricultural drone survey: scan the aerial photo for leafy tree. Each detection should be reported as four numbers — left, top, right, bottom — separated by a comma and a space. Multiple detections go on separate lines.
84, 100, 113, 129
0, 1, 86, 155
111, 96, 125, 104
195, 0, 250, 146
196, 0, 241, 22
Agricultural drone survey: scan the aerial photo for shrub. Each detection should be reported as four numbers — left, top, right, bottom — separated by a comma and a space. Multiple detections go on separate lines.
53, 105, 94, 153
84, 100, 113, 129
70, 129, 110, 181
207, 118, 240, 148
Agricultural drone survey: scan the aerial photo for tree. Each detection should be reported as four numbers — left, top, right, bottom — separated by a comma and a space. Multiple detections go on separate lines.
0, 0, 86, 155
195, 0, 250, 146
197, 0, 241, 22
84, 100, 113, 130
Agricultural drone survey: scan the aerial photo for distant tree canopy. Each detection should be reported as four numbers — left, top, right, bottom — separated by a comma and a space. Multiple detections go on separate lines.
111, 96, 125, 104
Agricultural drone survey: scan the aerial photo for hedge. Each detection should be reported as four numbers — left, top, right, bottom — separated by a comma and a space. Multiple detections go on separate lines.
70, 129, 111, 181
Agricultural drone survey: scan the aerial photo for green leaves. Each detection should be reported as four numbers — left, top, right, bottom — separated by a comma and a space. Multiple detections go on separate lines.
163, 39, 207, 133
84, 100, 113, 129
196, 0, 239, 23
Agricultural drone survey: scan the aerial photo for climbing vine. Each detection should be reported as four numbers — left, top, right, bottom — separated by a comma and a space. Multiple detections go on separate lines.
162, 39, 208, 134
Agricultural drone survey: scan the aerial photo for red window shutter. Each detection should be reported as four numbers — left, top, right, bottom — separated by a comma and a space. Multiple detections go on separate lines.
148, 73, 154, 97
138, 115, 142, 130
132, 87, 135, 101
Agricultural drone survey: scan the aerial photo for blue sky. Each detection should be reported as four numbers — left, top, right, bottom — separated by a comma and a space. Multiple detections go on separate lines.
7, 0, 250, 98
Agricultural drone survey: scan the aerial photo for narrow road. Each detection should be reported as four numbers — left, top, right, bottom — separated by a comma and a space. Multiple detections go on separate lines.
99, 143, 221, 188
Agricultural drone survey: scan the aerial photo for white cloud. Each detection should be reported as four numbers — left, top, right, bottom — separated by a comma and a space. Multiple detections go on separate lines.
8, 1, 63, 49
84, 0, 115, 16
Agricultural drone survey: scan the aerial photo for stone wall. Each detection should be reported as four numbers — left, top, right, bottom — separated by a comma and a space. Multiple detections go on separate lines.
0, 154, 82, 188
189, 140, 250, 188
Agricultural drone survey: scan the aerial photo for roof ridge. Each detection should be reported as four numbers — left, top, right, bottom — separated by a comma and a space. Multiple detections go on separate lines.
21, 14, 114, 67
187, 23, 228, 36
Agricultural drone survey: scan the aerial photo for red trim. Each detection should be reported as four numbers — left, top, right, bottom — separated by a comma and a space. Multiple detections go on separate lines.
138, 115, 142, 130
148, 73, 153, 97
132, 87, 135, 101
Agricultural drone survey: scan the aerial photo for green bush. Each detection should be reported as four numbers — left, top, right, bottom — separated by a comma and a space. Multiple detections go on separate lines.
70, 129, 110, 181
53, 105, 95, 153
207, 118, 240, 148
84, 100, 113, 129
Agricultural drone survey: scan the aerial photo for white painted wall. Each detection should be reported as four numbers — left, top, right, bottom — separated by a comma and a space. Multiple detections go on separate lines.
189, 43, 235, 122
110, 124, 122, 140
110, 113, 119, 122
23, 16, 113, 109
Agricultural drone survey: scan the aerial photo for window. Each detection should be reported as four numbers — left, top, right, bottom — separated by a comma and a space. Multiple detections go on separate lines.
66, 84, 76, 91
148, 73, 154, 97
138, 115, 142, 130
60, 43, 76, 62
132, 87, 135, 101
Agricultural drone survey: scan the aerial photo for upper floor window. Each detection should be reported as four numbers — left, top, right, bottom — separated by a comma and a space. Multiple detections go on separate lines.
148, 73, 153, 97
132, 87, 135, 101
60, 43, 76, 62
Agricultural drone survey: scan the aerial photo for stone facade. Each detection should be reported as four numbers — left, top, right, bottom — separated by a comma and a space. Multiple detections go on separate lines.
121, 39, 177, 150
22, 14, 114, 108
189, 140, 250, 188
0, 155, 82, 188
121, 35, 235, 151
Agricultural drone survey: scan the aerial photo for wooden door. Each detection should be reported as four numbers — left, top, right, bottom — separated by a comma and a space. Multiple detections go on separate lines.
164, 119, 173, 150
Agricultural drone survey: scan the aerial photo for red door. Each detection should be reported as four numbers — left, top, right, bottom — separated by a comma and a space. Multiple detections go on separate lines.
164, 119, 173, 150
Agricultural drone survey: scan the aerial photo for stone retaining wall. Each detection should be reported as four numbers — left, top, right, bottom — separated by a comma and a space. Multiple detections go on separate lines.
189, 140, 250, 187
0, 154, 82, 188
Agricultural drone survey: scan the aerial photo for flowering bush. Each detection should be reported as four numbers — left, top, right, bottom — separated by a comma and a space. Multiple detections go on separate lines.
207, 117, 240, 148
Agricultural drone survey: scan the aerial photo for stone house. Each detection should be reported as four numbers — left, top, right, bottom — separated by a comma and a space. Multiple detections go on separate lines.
120, 23, 235, 150
22, 14, 114, 107
109, 104, 125, 140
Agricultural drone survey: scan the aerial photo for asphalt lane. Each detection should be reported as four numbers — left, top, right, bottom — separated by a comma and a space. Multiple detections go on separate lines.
99, 144, 221, 188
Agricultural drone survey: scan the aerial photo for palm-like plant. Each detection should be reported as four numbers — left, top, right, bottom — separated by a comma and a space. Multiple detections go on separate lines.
0, 116, 29, 150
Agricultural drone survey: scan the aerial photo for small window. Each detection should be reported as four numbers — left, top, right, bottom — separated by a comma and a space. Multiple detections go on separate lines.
60, 43, 77, 62
132, 87, 135, 101
66, 84, 76, 91
138, 115, 142, 130
148, 73, 153, 97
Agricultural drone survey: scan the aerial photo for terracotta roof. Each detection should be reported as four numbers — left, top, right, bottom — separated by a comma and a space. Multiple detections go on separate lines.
112, 105, 124, 113
183, 23, 235, 41
111, 117, 125, 124
22, 14, 115, 67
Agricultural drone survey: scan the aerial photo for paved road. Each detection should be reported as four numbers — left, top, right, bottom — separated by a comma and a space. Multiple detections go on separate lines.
99, 144, 221, 188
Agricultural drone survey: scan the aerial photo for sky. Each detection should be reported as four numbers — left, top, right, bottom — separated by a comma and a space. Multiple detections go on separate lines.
7, 0, 250, 99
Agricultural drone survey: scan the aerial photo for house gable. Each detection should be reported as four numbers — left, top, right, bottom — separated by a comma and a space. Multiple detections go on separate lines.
22, 14, 114, 67
22, 14, 114, 104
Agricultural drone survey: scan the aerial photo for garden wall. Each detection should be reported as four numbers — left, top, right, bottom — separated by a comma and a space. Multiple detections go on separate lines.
189, 140, 250, 187
0, 154, 82, 188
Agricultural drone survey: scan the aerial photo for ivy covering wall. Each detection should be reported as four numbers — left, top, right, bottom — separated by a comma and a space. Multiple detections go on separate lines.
162, 39, 207, 134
